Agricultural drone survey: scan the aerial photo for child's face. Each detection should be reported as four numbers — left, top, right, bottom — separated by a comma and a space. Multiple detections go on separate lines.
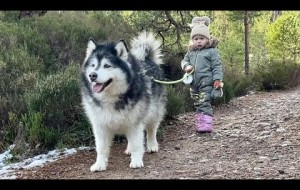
192, 35, 209, 49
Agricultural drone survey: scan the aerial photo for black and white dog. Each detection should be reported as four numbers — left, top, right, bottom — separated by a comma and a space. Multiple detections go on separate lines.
80, 31, 167, 171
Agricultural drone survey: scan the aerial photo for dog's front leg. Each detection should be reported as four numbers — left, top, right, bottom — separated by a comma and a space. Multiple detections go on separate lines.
126, 124, 145, 168
90, 127, 113, 172
145, 120, 159, 153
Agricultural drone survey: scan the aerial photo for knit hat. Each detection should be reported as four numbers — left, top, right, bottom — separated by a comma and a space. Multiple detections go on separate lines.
189, 16, 211, 39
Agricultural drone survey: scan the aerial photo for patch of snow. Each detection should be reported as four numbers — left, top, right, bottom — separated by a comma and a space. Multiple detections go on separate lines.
0, 146, 91, 179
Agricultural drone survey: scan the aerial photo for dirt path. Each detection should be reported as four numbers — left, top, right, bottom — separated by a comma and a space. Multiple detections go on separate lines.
14, 87, 300, 179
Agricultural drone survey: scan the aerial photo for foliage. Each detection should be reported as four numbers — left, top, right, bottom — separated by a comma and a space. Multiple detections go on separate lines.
176, 84, 195, 113
21, 112, 57, 150
165, 85, 185, 119
24, 63, 81, 130
226, 11, 262, 23
0, 21, 43, 127
218, 31, 244, 68
0, 112, 20, 149
0, 112, 28, 160
224, 64, 254, 95
249, 12, 271, 68
90, 11, 134, 41
266, 11, 300, 63
0, 18, 53, 74
58, 114, 94, 148
253, 60, 300, 90
0, 11, 20, 22
17, 11, 107, 72
123, 11, 210, 54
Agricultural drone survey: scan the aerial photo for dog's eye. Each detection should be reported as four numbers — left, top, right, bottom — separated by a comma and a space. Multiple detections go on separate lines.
104, 64, 111, 68
91, 64, 95, 67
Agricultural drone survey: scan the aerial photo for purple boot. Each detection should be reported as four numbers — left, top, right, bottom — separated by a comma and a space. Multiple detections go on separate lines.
195, 113, 213, 133
195, 112, 204, 131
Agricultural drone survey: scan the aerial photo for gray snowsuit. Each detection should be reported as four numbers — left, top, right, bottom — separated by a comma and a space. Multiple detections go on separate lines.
181, 38, 223, 116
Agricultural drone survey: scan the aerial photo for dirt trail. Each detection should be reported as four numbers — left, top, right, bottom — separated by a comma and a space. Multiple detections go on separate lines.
14, 87, 300, 179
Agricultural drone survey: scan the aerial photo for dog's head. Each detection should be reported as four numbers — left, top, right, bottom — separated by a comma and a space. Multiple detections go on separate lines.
81, 38, 134, 100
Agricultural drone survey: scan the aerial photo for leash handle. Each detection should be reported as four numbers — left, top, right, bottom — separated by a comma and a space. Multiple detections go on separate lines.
151, 69, 194, 84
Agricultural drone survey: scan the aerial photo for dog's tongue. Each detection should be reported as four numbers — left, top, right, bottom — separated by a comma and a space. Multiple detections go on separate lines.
92, 83, 104, 93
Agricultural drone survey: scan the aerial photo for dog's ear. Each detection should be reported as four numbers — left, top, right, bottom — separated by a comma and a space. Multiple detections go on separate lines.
115, 40, 129, 60
84, 38, 97, 62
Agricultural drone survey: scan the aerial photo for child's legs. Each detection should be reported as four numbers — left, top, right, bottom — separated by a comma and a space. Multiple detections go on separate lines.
190, 88, 213, 116
190, 88, 214, 132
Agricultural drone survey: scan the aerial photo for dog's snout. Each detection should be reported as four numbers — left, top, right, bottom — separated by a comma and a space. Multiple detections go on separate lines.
89, 72, 97, 82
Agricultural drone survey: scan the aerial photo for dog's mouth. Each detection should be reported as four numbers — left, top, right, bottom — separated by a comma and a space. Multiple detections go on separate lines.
92, 79, 113, 93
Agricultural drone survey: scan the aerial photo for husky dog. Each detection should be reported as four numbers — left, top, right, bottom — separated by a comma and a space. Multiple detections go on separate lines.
80, 31, 167, 172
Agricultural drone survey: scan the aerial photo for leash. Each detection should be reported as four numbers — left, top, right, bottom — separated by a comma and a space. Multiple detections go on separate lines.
151, 69, 194, 84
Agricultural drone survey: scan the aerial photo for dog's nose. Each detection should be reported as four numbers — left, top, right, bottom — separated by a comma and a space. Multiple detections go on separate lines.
89, 72, 97, 82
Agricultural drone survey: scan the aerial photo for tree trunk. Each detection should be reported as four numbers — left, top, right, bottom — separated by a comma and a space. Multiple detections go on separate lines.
244, 11, 250, 75
270, 10, 282, 22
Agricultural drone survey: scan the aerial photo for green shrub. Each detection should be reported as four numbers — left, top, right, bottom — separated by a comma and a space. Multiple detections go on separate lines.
222, 64, 253, 97
0, 96, 10, 128
253, 60, 300, 90
18, 11, 107, 72
24, 63, 82, 130
165, 85, 185, 119
58, 114, 94, 148
0, 24, 43, 91
1, 112, 20, 147
177, 84, 195, 113
0, 94, 27, 126
0, 11, 19, 22
0, 19, 50, 73
21, 112, 57, 150
0, 22, 43, 127
0, 112, 27, 157
232, 78, 253, 97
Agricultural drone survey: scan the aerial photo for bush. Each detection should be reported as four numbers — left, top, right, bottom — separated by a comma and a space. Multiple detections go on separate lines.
0, 21, 44, 128
18, 11, 107, 72
21, 112, 57, 150
0, 112, 28, 159
0, 11, 19, 22
165, 85, 185, 119
24, 63, 82, 130
253, 60, 300, 91
222, 64, 254, 97
58, 114, 94, 148
0, 19, 51, 74
177, 84, 195, 113
0, 112, 20, 150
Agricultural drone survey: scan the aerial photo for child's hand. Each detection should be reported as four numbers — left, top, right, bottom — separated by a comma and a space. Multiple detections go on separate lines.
184, 65, 194, 73
213, 80, 223, 89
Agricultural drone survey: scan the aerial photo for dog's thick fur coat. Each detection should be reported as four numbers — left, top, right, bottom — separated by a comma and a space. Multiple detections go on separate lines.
80, 31, 166, 171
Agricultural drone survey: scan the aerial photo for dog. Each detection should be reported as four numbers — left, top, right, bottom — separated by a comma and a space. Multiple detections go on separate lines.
80, 31, 167, 172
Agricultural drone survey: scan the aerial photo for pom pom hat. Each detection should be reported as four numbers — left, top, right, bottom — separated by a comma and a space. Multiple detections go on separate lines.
189, 16, 211, 39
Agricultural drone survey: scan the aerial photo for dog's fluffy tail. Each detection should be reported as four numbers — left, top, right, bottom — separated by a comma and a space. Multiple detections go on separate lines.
130, 31, 163, 65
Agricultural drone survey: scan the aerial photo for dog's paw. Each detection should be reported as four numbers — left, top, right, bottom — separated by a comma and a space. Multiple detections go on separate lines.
129, 160, 144, 168
147, 143, 159, 153
90, 161, 107, 172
